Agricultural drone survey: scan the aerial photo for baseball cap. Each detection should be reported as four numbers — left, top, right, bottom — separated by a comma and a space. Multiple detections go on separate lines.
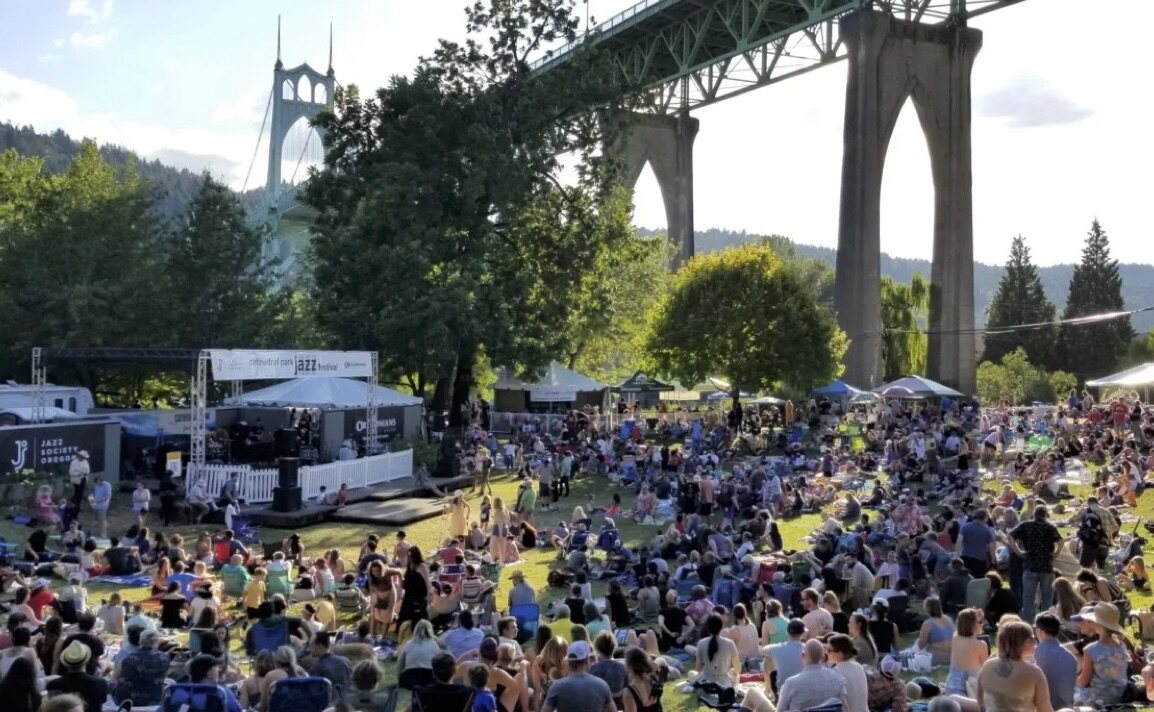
567, 641, 592, 661
880, 655, 902, 677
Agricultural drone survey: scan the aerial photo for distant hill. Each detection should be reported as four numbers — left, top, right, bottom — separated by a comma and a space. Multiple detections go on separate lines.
639, 227, 1154, 333
0, 122, 267, 222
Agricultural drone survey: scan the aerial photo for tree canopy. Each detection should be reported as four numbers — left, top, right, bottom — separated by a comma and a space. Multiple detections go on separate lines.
644, 243, 847, 396
305, 0, 639, 416
880, 274, 928, 381
983, 235, 1056, 366
1056, 219, 1133, 380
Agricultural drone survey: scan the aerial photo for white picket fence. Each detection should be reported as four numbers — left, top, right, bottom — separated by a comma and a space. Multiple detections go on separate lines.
193, 449, 414, 504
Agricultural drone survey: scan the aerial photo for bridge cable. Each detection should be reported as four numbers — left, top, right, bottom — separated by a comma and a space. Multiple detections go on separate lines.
881, 305, 1154, 336
241, 87, 274, 194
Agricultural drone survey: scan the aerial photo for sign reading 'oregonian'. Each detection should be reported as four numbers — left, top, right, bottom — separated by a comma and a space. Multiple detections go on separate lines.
208, 350, 374, 381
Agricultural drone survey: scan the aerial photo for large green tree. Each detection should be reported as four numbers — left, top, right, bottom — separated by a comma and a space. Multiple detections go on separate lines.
880, 274, 929, 381
0, 144, 166, 381
645, 243, 847, 397
1056, 219, 1134, 379
306, 0, 636, 417
163, 174, 278, 347
982, 235, 1056, 366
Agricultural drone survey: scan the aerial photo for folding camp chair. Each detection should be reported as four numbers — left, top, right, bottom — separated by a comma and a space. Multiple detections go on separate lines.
160, 683, 230, 712
266, 568, 292, 598
268, 676, 333, 712
510, 602, 540, 643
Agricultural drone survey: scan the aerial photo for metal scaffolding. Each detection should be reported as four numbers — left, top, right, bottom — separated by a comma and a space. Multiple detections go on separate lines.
30, 347, 46, 424
189, 351, 209, 479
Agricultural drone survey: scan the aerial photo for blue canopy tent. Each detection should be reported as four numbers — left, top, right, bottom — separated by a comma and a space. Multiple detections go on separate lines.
812, 380, 862, 398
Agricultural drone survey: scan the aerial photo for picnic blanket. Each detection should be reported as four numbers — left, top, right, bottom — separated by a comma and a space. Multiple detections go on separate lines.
90, 574, 152, 587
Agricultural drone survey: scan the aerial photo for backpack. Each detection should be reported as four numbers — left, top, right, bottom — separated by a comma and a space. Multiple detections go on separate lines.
1078, 511, 1107, 547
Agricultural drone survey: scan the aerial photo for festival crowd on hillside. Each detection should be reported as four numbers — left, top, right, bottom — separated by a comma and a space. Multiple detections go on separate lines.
0, 390, 1152, 712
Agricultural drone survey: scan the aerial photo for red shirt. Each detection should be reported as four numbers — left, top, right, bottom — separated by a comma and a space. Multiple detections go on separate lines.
1112, 403, 1129, 424
28, 587, 56, 619
440, 545, 464, 566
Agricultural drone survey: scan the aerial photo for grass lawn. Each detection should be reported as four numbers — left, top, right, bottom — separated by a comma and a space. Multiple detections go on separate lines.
4, 464, 1154, 711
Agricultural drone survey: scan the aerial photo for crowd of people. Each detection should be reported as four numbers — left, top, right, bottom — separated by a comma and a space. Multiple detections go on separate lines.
0, 390, 1151, 712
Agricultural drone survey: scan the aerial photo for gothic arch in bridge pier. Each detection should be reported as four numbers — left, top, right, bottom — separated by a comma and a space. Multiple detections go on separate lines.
835, 9, 982, 394
619, 113, 699, 269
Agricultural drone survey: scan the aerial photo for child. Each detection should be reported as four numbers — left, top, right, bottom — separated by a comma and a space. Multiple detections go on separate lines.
479, 495, 492, 530
468, 664, 497, 712
1125, 556, 1149, 590
244, 567, 267, 618
394, 531, 411, 568
467, 522, 486, 551
224, 499, 239, 531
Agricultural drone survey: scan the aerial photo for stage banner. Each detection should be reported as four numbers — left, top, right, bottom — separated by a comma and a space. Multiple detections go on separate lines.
208, 350, 374, 381
530, 388, 577, 402
0, 422, 110, 477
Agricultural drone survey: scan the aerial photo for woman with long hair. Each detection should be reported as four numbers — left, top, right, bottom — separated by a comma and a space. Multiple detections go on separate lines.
239, 650, 275, 710
623, 646, 665, 712
1075, 603, 1130, 706
976, 619, 1052, 712
532, 636, 568, 711
260, 646, 306, 712
946, 608, 989, 696
0, 656, 39, 712
366, 561, 397, 638
823, 591, 850, 635
760, 599, 790, 646
150, 557, 172, 596
397, 619, 441, 690
1050, 576, 1086, 635
490, 497, 511, 562
695, 613, 739, 688
848, 613, 877, 667
396, 546, 430, 634
723, 603, 759, 666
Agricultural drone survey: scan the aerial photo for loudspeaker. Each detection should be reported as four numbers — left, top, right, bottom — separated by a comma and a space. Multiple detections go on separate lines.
278, 457, 300, 489
271, 486, 302, 512
274, 428, 300, 458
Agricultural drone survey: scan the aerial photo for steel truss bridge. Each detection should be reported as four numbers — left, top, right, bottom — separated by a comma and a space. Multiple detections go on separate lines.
532, 0, 1025, 113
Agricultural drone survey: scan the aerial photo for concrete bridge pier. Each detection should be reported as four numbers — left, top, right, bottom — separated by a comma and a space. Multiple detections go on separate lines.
621, 113, 699, 268
834, 10, 982, 394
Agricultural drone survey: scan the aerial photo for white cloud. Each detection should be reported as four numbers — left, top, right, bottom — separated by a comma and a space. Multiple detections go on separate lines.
53, 38, 65, 48
211, 84, 271, 125
67, 0, 114, 24
37, 53, 64, 64
70, 28, 119, 49
0, 69, 251, 186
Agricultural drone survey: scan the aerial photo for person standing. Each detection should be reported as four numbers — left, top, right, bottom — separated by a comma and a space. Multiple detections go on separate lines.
1009, 503, 1064, 622
68, 451, 90, 510
90, 475, 112, 539
955, 509, 996, 579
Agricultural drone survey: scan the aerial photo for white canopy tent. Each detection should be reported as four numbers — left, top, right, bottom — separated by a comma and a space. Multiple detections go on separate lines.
225, 377, 421, 408
494, 362, 609, 410
1086, 363, 1154, 388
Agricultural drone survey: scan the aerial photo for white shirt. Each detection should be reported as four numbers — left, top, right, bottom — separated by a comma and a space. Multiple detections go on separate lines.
833, 660, 869, 712
224, 502, 238, 530
802, 607, 834, 639
68, 458, 90, 483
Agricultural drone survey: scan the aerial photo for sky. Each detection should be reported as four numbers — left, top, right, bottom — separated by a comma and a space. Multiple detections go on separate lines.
0, 0, 1151, 266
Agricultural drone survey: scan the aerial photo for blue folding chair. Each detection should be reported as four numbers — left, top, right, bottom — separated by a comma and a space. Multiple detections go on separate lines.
160, 683, 230, 712
510, 602, 540, 643
675, 576, 701, 604
268, 676, 333, 712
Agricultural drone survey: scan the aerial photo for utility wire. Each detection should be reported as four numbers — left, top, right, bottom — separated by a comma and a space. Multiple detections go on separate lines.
881, 305, 1154, 336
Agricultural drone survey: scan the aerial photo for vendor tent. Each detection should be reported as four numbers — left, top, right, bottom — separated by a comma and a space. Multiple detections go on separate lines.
226, 377, 421, 408
615, 371, 673, 408
812, 380, 862, 398
494, 362, 609, 411
872, 375, 963, 398
749, 396, 786, 406
1087, 363, 1154, 388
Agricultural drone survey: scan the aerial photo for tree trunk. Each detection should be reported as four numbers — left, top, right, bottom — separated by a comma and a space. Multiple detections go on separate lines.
448, 341, 477, 428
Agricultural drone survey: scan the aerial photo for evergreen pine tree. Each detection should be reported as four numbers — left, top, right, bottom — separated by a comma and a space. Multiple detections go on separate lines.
982, 235, 1056, 366
1056, 219, 1134, 379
